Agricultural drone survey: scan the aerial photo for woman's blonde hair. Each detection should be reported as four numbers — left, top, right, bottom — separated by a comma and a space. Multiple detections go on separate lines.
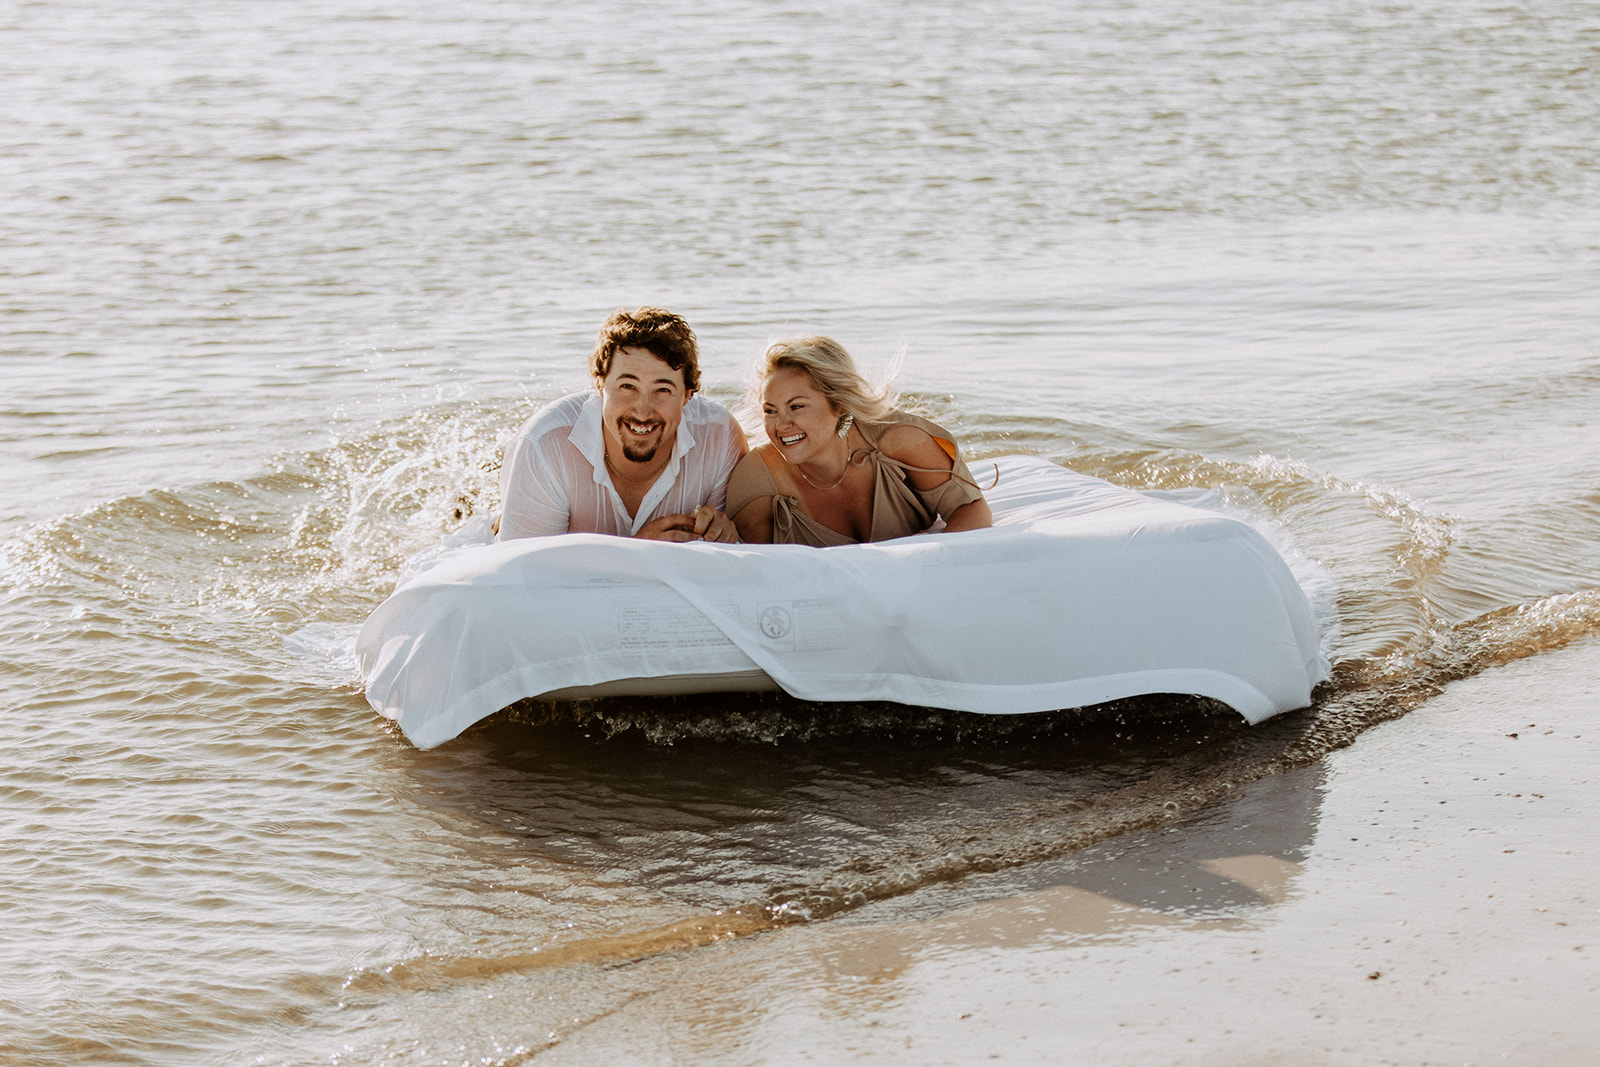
756, 336, 898, 425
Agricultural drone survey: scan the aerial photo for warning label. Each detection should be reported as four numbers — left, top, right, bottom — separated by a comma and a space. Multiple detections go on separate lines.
756, 600, 847, 652
618, 606, 739, 652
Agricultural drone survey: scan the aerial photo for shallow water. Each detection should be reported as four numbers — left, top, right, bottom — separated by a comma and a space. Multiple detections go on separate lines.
3, 0, 1599, 1062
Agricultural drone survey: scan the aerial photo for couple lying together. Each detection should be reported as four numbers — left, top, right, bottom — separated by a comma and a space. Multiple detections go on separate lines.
496, 306, 993, 547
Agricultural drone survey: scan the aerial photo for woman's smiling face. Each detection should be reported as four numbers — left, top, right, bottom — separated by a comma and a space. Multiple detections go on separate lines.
762, 366, 842, 463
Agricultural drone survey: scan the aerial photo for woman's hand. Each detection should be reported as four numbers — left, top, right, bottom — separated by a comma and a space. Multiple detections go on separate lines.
691, 505, 740, 543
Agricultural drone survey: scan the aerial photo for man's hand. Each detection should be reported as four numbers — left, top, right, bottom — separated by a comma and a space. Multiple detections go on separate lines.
633, 507, 739, 543
634, 513, 700, 542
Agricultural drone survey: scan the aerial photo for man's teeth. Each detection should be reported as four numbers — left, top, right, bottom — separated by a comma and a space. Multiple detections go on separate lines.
625, 420, 658, 435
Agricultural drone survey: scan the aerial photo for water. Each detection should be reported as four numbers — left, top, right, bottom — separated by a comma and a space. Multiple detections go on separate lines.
3, 0, 1598, 1062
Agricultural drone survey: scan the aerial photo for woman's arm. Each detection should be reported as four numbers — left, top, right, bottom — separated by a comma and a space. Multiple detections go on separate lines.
940, 497, 993, 532
878, 424, 993, 532
730, 496, 774, 543
725, 448, 779, 543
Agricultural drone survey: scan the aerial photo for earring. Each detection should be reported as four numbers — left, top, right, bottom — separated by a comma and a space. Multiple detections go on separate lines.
836, 413, 855, 439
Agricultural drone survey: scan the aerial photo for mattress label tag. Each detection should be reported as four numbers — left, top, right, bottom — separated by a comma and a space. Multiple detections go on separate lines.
756, 599, 847, 652
617, 605, 740, 652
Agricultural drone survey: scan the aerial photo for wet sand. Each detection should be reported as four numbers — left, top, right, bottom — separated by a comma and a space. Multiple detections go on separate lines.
535, 638, 1600, 1065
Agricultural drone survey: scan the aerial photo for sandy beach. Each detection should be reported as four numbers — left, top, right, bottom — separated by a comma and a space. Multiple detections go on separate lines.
529, 638, 1600, 1065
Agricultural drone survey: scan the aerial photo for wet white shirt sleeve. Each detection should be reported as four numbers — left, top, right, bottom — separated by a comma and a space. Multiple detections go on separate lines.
496, 393, 588, 540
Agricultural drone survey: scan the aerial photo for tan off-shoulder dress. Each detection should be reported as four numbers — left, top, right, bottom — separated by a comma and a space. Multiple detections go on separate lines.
725, 411, 985, 546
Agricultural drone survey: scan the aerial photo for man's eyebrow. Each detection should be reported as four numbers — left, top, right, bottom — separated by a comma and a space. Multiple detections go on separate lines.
611, 370, 681, 388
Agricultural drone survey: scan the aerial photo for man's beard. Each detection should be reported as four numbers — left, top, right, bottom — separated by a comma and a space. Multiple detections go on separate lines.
621, 439, 660, 463
617, 419, 664, 464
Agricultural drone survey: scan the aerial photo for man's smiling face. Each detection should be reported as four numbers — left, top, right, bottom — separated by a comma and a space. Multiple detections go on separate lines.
597, 345, 690, 465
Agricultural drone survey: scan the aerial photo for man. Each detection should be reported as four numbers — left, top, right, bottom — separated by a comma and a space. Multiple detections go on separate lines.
496, 307, 746, 543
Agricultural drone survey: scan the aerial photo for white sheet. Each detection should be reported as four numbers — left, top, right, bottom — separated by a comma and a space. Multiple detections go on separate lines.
357, 456, 1332, 749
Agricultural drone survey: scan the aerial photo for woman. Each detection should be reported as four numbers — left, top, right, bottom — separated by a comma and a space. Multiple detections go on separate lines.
727, 337, 993, 545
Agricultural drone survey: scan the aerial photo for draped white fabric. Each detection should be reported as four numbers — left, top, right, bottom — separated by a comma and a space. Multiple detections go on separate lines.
357, 457, 1332, 749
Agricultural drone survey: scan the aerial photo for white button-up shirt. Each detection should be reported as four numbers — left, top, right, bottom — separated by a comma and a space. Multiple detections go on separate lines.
496, 391, 748, 539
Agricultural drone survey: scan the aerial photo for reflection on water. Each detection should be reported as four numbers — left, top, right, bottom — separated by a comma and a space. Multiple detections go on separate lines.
239, 756, 1330, 1065
811, 762, 1325, 985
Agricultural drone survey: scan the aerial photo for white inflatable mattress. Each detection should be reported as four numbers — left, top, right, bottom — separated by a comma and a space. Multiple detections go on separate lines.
357, 456, 1331, 749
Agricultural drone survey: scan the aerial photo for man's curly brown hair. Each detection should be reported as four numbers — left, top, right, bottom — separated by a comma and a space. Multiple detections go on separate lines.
589, 307, 700, 393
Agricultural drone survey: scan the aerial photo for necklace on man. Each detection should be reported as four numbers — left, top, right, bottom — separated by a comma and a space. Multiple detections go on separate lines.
604, 449, 659, 483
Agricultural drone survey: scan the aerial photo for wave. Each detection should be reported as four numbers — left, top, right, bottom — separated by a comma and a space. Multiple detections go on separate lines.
8, 396, 1596, 707
0, 398, 523, 623
5, 395, 1596, 756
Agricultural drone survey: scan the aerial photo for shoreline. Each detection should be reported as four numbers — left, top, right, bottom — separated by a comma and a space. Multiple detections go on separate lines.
531, 637, 1600, 1065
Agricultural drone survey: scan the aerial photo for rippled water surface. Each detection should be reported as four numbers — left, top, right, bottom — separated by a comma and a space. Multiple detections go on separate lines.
3, 1, 1598, 1062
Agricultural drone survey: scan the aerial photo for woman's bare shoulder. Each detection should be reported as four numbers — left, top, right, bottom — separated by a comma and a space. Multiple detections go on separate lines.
875, 420, 955, 468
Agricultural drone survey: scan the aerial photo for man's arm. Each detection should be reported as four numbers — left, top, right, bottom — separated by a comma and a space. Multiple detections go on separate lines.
496, 425, 573, 541
703, 405, 750, 513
